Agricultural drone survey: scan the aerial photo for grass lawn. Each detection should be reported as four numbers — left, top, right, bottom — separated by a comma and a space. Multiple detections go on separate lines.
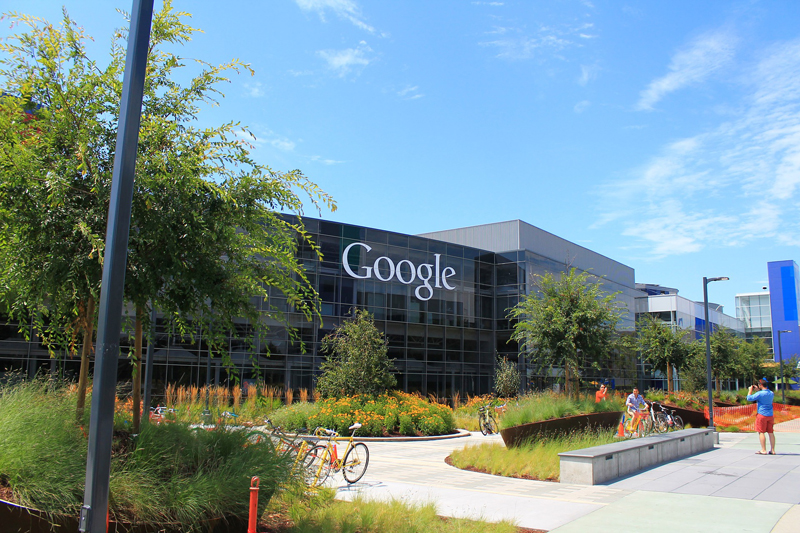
261, 485, 539, 533
449, 429, 618, 482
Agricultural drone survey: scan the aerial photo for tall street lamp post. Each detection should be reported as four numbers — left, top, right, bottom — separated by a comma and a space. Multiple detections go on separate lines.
703, 276, 729, 429
778, 329, 791, 405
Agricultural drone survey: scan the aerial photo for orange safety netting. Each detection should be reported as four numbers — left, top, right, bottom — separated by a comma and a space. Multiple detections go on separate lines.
704, 403, 800, 431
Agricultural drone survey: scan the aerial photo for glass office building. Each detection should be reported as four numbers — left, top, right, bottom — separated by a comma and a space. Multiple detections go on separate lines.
0, 216, 638, 396
735, 292, 773, 351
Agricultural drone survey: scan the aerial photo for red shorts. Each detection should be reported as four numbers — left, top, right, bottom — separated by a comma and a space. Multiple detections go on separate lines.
755, 414, 774, 434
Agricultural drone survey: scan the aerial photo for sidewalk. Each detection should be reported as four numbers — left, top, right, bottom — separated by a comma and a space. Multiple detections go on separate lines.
332, 431, 800, 532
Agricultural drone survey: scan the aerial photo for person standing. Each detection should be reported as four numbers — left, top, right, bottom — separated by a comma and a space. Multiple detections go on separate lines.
747, 378, 775, 455
595, 383, 608, 403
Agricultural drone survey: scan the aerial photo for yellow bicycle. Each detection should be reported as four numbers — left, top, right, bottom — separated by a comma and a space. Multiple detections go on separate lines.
303, 422, 369, 487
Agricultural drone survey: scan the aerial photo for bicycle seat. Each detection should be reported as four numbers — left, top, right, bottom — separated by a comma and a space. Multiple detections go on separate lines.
349, 422, 362, 430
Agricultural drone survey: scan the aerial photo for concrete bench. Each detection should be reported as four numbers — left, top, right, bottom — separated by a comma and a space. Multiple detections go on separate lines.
558, 428, 716, 485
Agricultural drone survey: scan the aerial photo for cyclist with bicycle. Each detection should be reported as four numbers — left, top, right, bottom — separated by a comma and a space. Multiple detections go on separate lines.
626, 387, 649, 418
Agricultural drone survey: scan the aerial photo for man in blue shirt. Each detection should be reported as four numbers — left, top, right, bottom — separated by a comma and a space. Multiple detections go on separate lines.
747, 378, 775, 455
626, 387, 648, 417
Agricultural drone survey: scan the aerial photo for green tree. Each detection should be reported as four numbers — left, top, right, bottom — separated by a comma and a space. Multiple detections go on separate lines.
737, 338, 770, 385
635, 315, 691, 393
709, 328, 742, 392
315, 308, 397, 398
508, 267, 625, 397
0, 4, 334, 425
494, 355, 521, 398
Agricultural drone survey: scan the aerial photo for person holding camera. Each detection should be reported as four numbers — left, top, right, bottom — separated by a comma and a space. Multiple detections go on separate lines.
747, 378, 775, 455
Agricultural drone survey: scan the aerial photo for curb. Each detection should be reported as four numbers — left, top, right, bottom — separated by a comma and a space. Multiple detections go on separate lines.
346, 429, 472, 442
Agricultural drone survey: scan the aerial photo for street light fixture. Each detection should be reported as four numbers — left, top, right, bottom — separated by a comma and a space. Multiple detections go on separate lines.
703, 276, 729, 429
777, 330, 791, 405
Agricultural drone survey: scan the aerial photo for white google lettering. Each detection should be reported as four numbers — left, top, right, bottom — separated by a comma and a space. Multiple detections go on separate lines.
341, 242, 457, 301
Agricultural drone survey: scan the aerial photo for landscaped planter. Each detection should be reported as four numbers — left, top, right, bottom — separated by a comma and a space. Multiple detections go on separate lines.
499, 411, 623, 448
0, 499, 245, 533
662, 403, 709, 428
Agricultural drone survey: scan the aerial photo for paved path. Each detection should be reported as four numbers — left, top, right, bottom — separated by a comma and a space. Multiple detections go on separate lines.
330, 431, 800, 532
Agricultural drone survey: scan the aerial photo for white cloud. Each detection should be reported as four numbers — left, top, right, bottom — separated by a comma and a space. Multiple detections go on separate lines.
318, 41, 374, 76
398, 85, 423, 100
311, 155, 345, 165
636, 29, 737, 111
480, 17, 596, 62
598, 37, 800, 259
235, 129, 296, 152
295, 0, 376, 33
578, 64, 599, 86
243, 82, 265, 98
481, 32, 572, 60
574, 100, 590, 113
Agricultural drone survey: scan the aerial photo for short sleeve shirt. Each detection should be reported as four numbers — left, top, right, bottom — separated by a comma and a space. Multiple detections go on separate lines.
746, 389, 774, 417
626, 393, 645, 410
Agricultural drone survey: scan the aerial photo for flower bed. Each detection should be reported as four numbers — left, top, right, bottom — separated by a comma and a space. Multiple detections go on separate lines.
269, 391, 455, 437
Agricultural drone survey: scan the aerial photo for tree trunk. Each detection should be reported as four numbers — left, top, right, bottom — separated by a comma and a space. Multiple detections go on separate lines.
75, 296, 96, 422
715, 377, 721, 393
132, 306, 144, 433
564, 364, 571, 397
666, 365, 673, 394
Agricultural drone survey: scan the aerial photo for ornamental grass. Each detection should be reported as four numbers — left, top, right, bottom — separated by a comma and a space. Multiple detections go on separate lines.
266, 484, 518, 533
0, 378, 294, 530
498, 392, 624, 430
450, 428, 617, 482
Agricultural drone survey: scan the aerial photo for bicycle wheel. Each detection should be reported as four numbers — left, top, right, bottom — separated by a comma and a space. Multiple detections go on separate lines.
485, 415, 498, 435
342, 443, 370, 484
673, 415, 684, 430
654, 413, 669, 433
623, 417, 634, 438
245, 430, 275, 453
303, 445, 331, 487
479, 413, 489, 436
636, 418, 650, 437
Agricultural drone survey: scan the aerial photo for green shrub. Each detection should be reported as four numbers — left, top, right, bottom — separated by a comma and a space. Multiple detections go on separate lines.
494, 356, 520, 398
315, 309, 397, 398
269, 402, 320, 431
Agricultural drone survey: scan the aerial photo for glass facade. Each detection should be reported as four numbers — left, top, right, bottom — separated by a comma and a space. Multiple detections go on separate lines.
0, 215, 639, 396
735, 292, 773, 351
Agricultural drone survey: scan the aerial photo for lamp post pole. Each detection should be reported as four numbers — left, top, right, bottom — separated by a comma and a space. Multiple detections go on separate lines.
778, 330, 791, 405
703, 276, 729, 429
78, 1, 154, 531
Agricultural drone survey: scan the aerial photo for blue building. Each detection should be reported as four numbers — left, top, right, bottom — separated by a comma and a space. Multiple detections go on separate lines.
767, 260, 800, 362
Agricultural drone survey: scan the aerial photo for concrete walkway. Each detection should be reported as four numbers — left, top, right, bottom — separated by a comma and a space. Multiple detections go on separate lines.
331, 431, 800, 532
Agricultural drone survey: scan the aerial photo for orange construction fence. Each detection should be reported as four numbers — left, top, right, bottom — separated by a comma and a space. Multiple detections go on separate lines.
704, 403, 800, 431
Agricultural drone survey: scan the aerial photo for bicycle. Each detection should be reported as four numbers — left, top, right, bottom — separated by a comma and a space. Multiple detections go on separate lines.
149, 405, 177, 425
303, 422, 369, 487
644, 401, 666, 433
654, 403, 684, 431
623, 409, 650, 438
263, 418, 317, 480
478, 399, 506, 436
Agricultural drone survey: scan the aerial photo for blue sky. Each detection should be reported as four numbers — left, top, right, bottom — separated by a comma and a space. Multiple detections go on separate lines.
7, 0, 800, 313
